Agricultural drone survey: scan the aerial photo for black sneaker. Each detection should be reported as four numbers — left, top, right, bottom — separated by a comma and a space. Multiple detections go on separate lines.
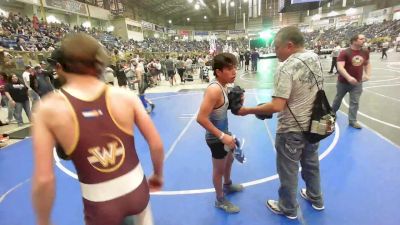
300, 188, 325, 211
215, 198, 240, 213
266, 200, 297, 220
223, 183, 244, 195
349, 121, 362, 129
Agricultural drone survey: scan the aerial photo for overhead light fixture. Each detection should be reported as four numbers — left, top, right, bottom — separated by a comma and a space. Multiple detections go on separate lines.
204, 15, 207, 19
222, 0, 226, 4
188, 0, 193, 3
243, 0, 248, 2
168, 20, 172, 24
195, 4, 200, 10
187, 17, 190, 21
230, 1, 235, 7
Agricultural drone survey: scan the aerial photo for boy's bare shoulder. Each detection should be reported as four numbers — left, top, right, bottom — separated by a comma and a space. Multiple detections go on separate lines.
204, 83, 222, 96
107, 86, 136, 101
35, 91, 69, 114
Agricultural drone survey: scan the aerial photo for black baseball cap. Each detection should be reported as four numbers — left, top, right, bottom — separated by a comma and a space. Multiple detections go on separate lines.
47, 48, 64, 67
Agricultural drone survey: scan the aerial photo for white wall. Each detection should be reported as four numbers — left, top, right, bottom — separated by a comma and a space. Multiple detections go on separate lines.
0, 5, 25, 16
15, 0, 41, 5
125, 19, 143, 41
43, 0, 88, 16
45, 11, 69, 24
127, 31, 143, 41
365, 7, 392, 24
88, 5, 110, 20
393, 5, 400, 20
112, 19, 128, 40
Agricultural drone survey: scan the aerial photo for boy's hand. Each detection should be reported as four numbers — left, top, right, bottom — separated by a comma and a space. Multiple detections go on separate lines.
237, 107, 248, 116
221, 134, 236, 150
148, 174, 163, 192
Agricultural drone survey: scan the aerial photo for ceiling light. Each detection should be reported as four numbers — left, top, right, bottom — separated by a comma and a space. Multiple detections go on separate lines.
168, 20, 172, 24
195, 4, 200, 10
188, 0, 193, 3
230, 1, 235, 7
222, 0, 226, 4
204, 15, 207, 19
187, 17, 190, 21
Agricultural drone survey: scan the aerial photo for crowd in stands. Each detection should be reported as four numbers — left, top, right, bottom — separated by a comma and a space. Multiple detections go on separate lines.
0, 11, 248, 55
304, 19, 400, 49
2, 10, 399, 57
1, 10, 399, 141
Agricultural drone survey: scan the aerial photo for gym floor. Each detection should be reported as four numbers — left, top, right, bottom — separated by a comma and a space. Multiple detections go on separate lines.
1, 51, 399, 225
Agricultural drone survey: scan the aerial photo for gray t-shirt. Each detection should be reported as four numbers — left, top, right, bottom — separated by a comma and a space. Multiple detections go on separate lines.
273, 51, 323, 133
165, 59, 174, 71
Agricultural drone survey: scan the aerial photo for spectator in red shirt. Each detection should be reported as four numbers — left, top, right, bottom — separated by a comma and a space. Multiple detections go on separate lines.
331, 34, 371, 129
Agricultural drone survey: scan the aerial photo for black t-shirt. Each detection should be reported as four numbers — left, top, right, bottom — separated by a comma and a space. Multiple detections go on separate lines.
5, 83, 29, 102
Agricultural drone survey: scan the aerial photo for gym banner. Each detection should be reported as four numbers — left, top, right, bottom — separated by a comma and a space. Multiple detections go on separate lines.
194, 31, 209, 36
228, 30, 246, 35
154, 25, 165, 33
179, 30, 190, 36
141, 21, 154, 30
166, 28, 177, 35
45, 0, 87, 15
212, 30, 227, 35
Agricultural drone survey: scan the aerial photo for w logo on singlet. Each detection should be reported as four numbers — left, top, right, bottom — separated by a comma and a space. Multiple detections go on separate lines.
87, 135, 126, 173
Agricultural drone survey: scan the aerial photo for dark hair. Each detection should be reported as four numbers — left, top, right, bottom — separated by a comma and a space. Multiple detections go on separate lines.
275, 26, 304, 47
0, 71, 9, 82
212, 53, 237, 76
47, 48, 67, 69
350, 34, 361, 44
50, 33, 109, 75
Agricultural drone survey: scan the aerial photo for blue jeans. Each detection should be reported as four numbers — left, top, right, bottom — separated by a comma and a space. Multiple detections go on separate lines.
331, 81, 363, 123
14, 100, 31, 125
251, 60, 257, 71
275, 132, 323, 217
28, 89, 40, 108
1, 96, 14, 121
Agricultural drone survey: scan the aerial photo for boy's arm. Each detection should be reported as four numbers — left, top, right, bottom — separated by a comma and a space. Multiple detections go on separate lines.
337, 51, 358, 85
238, 97, 287, 116
196, 85, 236, 149
32, 103, 56, 225
363, 60, 371, 81
132, 93, 164, 191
